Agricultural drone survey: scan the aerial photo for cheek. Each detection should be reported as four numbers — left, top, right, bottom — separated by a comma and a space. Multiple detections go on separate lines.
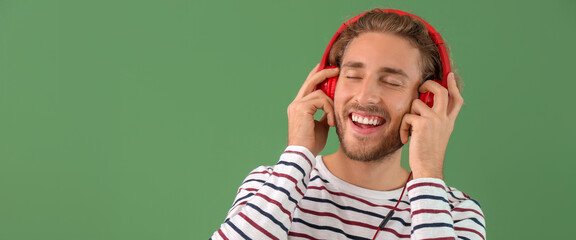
333, 84, 350, 114
392, 86, 419, 111
333, 97, 347, 119
385, 94, 415, 119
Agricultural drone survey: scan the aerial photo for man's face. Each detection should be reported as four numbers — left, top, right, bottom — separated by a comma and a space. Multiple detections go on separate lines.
334, 32, 422, 161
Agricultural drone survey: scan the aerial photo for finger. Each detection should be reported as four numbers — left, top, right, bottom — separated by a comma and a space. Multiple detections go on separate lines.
296, 67, 340, 99
296, 64, 320, 99
298, 67, 339, 98
323, 108, 335, 127
419, 80, 449, 113
319, 112, 327, 124
410, 98, 435, 117
447, 72, 464, 120
303, 90, 335, 119
317, 109, 335, 128
318, 112, 332, 127
400, 114, 417, 144
312, 98, 335, 128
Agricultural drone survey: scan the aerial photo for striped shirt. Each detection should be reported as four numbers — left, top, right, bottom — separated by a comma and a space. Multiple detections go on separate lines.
211, 146, 486, 239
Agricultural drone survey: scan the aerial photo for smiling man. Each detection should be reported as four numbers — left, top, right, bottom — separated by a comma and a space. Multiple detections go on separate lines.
211, 9, 485, 240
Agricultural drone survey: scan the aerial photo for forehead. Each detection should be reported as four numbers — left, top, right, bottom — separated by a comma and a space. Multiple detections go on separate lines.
341, 32, 421, 80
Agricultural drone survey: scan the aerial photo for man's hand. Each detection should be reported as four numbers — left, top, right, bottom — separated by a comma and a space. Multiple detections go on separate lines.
287, 64, 339, 156
399, 73, 464, 179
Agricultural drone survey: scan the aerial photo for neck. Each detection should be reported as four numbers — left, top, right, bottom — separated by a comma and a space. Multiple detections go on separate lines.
323, 146, 410, 191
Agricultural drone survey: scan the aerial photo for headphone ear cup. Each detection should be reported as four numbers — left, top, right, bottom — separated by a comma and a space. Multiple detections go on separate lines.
326, 76, 338, 99
419, 79, 443, 108
419, 91, 434, 108
318, 77, 337, 99
317, 65, 339, 99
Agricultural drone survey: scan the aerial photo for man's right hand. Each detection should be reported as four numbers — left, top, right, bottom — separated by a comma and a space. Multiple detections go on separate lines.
287, 64, 340, 156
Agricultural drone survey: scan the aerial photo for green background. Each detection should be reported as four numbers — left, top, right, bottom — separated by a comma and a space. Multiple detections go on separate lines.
1, 0, 574, 239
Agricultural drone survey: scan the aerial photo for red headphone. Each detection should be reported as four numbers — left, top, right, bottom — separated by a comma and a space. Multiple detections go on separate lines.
316, 9, 451, 108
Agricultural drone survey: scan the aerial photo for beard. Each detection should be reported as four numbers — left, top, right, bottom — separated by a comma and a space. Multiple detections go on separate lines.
335, 102, 404, 162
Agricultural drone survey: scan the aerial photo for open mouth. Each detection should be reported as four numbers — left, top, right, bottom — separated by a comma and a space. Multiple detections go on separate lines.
350, 112, 385, 129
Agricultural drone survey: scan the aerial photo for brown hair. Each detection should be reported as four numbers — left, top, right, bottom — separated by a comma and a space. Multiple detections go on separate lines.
329, 9, 462, 89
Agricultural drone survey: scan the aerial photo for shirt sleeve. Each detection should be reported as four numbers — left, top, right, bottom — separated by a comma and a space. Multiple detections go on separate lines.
407, 178, 486, 240
210, 146, 316, 240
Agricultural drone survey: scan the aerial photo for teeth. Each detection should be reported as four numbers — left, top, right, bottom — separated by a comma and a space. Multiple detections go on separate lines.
363, 117, 369, 125
351, 113, 383, 126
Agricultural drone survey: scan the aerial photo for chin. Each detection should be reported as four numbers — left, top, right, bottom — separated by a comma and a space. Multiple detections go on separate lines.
336, 126, 404, 162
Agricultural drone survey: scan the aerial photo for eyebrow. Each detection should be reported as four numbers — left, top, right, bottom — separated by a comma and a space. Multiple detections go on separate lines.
342, 61, 409, 78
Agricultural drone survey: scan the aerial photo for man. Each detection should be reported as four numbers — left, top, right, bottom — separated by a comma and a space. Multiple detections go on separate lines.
211, 9, 485, 240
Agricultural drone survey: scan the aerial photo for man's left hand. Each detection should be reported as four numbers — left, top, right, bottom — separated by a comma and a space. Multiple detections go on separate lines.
399, 72, 464, 179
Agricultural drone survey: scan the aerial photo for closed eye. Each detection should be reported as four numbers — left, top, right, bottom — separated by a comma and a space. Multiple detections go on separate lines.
379, 77, 402, 87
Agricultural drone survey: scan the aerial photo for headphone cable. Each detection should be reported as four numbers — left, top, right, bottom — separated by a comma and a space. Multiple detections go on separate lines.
372, 171, 413, 240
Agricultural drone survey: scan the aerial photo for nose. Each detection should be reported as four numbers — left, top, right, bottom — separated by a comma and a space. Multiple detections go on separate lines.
354, 75, 381, 105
